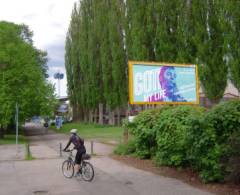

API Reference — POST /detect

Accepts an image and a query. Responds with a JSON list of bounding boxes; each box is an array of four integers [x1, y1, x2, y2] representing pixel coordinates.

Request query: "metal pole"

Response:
[[16, 103, 18, 146], [91, 141, 94, 155], [58, 78, 60, 97], [60, 143, 62, 157], [26, 143, 30, 158]]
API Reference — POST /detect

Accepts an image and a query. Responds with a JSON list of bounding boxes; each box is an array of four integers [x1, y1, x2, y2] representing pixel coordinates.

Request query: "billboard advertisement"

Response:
[[129, 61, 200, 105]]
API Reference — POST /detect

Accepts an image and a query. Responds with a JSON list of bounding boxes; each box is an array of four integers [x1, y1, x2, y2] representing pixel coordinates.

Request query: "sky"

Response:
[[0, 0, 78, 97]]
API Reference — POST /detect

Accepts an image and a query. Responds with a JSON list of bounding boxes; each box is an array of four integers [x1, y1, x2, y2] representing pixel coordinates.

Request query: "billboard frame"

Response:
[[128, 61, 200, 105]]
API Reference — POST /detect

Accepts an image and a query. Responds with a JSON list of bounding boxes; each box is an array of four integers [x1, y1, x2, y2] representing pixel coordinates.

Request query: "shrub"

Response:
[[114, 139, 136, 155], [191, 100, 240, 182], [127, 106, 172, 159], [154, 106, 205, 167], [120, 100, 240, 183]]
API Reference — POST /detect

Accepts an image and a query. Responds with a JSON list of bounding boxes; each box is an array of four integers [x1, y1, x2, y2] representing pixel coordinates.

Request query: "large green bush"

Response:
[[154, 106, 205, 167], [125, 106, 171, 159], [190, 100, 240, 182], [118, 100, 240, 183]]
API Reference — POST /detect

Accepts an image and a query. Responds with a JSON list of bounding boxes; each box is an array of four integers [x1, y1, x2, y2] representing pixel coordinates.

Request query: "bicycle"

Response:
[[62, 149, 94, 182]]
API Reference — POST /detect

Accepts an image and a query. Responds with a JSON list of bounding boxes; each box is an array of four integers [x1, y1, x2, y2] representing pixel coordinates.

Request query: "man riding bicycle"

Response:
[[63, 129, 86, 176]]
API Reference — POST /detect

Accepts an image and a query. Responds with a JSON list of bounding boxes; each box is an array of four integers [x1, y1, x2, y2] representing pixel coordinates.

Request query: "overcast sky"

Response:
[[0, 0, 77, 97]]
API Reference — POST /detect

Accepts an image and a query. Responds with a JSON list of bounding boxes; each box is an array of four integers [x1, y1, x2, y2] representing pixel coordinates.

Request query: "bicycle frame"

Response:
[[62, 149, 94, 181]]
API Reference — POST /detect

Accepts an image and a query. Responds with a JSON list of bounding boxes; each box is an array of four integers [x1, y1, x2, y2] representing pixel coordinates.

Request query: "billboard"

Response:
[[129, 61, 200, 105]]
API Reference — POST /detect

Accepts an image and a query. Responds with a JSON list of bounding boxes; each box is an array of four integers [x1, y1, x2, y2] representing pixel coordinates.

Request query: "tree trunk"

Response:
[[83, 108, 88, 123], [117, 107, 121, 126], [123, 128, 129, 143], [94, 109, 98, 124], [89, 109, 93, 123], [98, 103, 104, 125], [144, 104, 148, 110], [108, 110, 111, 125], [72, 105, 78, 121], [112, 110, 115, 125], [0, 126, 4, 139], [210, 98, 220, 108], [109, 110, 115, 126], [77, 106, 82, 121], [79, 107, 84, 121]]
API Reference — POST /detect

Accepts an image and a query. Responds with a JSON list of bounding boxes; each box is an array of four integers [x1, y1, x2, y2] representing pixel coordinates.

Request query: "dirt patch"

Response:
[[111, 155, 240, 195]]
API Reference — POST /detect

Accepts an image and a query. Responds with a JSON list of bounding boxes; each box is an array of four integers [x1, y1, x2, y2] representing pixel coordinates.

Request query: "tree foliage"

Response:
[[120, 101, 240, 183], [224, 1, 240, 91], [0, 21, 56, 134], [65, 0, 240, 122]]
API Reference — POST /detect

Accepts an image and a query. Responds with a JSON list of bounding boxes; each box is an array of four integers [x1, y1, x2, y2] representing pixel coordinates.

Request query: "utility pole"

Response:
[[54, 72, 64, 97], [15, 103, 19, 156]]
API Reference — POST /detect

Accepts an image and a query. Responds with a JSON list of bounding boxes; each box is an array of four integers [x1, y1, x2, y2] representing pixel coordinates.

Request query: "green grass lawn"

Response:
[[0, 134, 26, 145], [52, 123, 124, 143]]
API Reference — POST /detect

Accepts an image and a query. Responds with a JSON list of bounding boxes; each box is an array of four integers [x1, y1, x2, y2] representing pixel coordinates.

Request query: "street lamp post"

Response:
[[54, 72, 64, 97]]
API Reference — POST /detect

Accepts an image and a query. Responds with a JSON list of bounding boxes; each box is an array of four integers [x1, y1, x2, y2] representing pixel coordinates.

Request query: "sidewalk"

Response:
[[0, 146, 212, 195], [0, 124, 214, 195], [0, 144, 25, 161]]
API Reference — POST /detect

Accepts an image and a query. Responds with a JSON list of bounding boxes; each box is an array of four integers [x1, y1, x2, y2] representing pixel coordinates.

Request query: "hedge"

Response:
[[118, 100, 240, 183], [124, 106, 172, 159], [191, 100, 240, 182], [154, 106, 205, 167]]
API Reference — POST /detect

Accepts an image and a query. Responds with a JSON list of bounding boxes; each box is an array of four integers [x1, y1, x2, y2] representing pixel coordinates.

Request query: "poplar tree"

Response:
[[108, 0, 128, 125], [155, 0, 179, 62], [224, 1, 240, 91], [194, 0, 227, 103], [65, 3, 82, 120], [125, 0, 152, 61], [88, 0, 103, 122], [65, 0, 237, 123]]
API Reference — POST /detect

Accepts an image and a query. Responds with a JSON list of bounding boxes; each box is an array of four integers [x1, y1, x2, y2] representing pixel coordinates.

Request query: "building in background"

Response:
[[200, 80, 239, 107]]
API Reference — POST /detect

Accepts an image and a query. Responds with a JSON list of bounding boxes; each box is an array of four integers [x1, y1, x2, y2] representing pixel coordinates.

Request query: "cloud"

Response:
[[47, 43, 65, 63]]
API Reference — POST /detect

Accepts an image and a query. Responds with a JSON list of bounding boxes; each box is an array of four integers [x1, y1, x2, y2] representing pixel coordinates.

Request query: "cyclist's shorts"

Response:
[[75, 149, 86, 164]]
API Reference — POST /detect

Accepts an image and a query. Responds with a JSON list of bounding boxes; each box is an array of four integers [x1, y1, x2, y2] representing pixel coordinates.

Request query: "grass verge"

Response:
[[0, 134, 26, 145], [52, 123, 123, 143]]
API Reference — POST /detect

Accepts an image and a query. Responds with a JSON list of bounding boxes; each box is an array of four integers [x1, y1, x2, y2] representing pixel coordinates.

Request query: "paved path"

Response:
[[0, 123, 213, 195], [0, 144, 25, 161]]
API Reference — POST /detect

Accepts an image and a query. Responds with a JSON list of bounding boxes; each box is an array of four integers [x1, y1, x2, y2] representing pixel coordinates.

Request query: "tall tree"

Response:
[[155, 0, 180, 62], [65, 3, 82, 121], [0, 21, 56, 137], [224, 1, 240, 91], [125, 0, 154, 61], [108, 0, 128, 125], [194, 0, 227, 103]]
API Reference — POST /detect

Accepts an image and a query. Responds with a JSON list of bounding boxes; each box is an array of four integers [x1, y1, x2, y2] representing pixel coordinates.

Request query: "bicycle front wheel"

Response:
[[81, 161, 94, 182], [62, 160, 74, 178]]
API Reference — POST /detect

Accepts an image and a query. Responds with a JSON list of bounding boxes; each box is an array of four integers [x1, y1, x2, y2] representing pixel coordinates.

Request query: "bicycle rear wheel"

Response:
[[81, 161, 94, 182], [62, 160, 74, 178]]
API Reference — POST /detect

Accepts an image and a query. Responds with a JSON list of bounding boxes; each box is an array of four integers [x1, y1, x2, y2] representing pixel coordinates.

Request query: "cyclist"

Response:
[[63, 129, 86, 176]]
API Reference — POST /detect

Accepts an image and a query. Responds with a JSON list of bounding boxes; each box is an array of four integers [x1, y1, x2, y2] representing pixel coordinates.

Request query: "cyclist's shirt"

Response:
[[65, 134, 85, 151]]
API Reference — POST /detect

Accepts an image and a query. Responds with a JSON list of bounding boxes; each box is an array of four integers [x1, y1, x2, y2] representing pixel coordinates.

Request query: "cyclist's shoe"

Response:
[[74, 170, 81, 177]]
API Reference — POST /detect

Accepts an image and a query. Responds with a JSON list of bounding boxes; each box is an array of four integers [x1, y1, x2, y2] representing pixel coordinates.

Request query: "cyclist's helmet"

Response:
[[70, 129, 77, 134]]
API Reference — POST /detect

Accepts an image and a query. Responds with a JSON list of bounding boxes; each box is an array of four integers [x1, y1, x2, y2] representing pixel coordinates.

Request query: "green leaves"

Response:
[[120, 100, 240, 183], [65, 0, 128, 121], [0, 21, 56, 128]]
